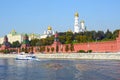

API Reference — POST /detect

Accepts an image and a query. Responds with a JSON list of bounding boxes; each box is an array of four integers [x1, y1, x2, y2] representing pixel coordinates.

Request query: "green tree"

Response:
[[46, 36, 54, 45], [42, 46, 45, 52], [30, 47, 33, 52], [11, 41, 21, 48], [112, 29, 120, 39], [25, 48, 28, 53], [47, 47, 50, 53], [21, 48, 25, 52], [30, 39, 39, 46], [91, 30, 97, 41], [3, 49, 10, 54], [104, 29, 112, 40], [65, 45, 69, 52], [96, 31, 105, 40], [74, 35, 80, 43], [58, 36, 66, 44], [78, 50, 86, 53], [66, 36, 73, 44], [51, 47, 54, 53], [80, 35, 87, 43], [70, 44, 74, 52], [39, 47, 43, 52], [56, 45, 59, 53], [65, 32, 73, 44], [39, 46, 45, 52]]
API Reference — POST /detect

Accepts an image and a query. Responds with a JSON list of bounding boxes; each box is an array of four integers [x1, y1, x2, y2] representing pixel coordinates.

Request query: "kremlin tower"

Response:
[[1, 35, 11, 49], [80, 20, 86, 32], [74, 12, 86, 33], [74, 12, 80, 33]]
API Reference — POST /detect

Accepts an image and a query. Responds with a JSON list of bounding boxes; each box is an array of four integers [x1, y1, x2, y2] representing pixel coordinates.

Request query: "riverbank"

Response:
[[0, 54, 17, 58], [35, 53, 120, 60], [1, 53, 120, 60]]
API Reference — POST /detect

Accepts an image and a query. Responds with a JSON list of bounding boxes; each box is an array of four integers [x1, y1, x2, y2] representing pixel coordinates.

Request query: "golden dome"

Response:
[[48, 26, 52, 30], [75, 12, 79, 17], [80, 20, 85, 23], [67, 29, 72, 32]]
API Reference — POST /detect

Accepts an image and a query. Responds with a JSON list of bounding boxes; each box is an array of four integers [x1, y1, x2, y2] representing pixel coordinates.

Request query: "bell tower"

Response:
[[74, 12, 80, 33]]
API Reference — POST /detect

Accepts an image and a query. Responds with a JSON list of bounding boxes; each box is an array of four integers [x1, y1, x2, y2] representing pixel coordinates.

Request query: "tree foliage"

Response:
[[47, 47, 50, 52], [70, 44, 74, 52], [28, 29, 120, 46], [51, 47, 54, 53], [65, 45, 69, 52], [30, 39, 39, 46], [11, 41, 21, 48], [56, 45, 59, 53]]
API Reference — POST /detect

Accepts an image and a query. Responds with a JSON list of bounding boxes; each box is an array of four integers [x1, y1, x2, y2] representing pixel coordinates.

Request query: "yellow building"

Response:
[[0, 30, 23, 44], [0, 30, 41, 44]]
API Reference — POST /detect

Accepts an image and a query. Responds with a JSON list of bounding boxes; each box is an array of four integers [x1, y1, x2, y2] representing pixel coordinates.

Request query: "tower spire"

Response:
[[80, 20, 86, 32], [74, 12, 80, 33]]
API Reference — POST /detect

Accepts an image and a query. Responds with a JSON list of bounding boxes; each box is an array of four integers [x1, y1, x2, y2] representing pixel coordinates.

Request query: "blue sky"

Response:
[[0, 0, 120, 36]]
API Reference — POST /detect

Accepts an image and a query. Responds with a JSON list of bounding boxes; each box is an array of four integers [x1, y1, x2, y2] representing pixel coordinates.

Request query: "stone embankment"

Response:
[[0, 54, 17, 58], [35, 53, 120, 60], [1, 53, 120, 60]]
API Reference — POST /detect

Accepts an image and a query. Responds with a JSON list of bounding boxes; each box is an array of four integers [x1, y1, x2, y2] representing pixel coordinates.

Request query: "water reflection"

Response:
[[0, 59, 120, 80]]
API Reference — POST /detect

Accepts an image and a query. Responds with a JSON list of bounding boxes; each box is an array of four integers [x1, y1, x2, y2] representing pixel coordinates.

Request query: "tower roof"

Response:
[[48, 26, 52, 30], [75, 12, 79, 17], [10, 29, 17, 35], [67, 29, 72, 32], [80, 20, 85, 23]]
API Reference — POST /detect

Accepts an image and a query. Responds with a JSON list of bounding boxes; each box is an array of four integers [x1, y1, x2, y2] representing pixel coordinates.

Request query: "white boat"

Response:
[[16, 52, 39, 60]]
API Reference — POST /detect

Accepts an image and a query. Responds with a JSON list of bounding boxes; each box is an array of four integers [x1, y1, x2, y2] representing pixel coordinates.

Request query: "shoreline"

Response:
[[0, 53, 120, 60]]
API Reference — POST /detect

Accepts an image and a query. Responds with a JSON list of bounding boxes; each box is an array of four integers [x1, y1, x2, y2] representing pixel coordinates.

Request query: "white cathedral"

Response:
[[74, 12, 86, 33], [40, 26, 55, 38]]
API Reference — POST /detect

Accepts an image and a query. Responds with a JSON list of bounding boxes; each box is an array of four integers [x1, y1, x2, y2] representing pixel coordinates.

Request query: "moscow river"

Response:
[[0, 58, 120, 80]]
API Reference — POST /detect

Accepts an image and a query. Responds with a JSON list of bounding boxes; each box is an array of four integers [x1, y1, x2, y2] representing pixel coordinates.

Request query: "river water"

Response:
[[0, 58, 120, 80]]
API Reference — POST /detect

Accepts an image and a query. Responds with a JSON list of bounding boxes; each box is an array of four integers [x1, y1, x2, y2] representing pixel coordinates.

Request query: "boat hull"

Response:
[[15, 53, 38, 60]]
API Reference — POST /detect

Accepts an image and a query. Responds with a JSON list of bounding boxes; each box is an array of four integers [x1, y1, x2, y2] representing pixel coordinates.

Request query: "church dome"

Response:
[[10, 29, 17, 35], [67, 29, 72, 32], [75, 12, 79, 17], [80, 20, 85, 23], [48, 26, 52, 30]]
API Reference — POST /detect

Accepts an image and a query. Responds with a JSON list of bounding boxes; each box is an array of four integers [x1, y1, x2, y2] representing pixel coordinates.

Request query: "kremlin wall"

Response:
[[0, 12, 120, 54], [1, 31, 120, 54], [38, 31, 120, 53], [0, 30, 120, 54]]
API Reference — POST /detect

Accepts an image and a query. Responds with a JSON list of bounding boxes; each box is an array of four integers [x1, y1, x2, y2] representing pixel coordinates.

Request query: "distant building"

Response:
[[0, 29, 23, 44], [21, 34, 30, 48], [80, 20, 86, 32], [0, 29, 40, 44], [74, 12, 86, 33], [28, 33, 40, 41], [40, 26, 55, 38], [0, 26, 55, 44], [74, 12, 80, 33], [1, 35, 11, 50]]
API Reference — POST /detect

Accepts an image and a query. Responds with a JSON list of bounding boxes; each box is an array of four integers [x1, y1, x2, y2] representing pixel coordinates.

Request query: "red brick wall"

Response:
[[42, 31, 120, 53], [45, 40, 118, 53], [116, 32, 120, 52], [73, 41, 117, 52]]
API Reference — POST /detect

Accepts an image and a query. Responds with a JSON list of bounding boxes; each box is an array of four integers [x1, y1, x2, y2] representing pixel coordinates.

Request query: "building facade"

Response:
[[40, 26, 55, 38], [0, 30, 23, 44], [0, 30, 40, 44]]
